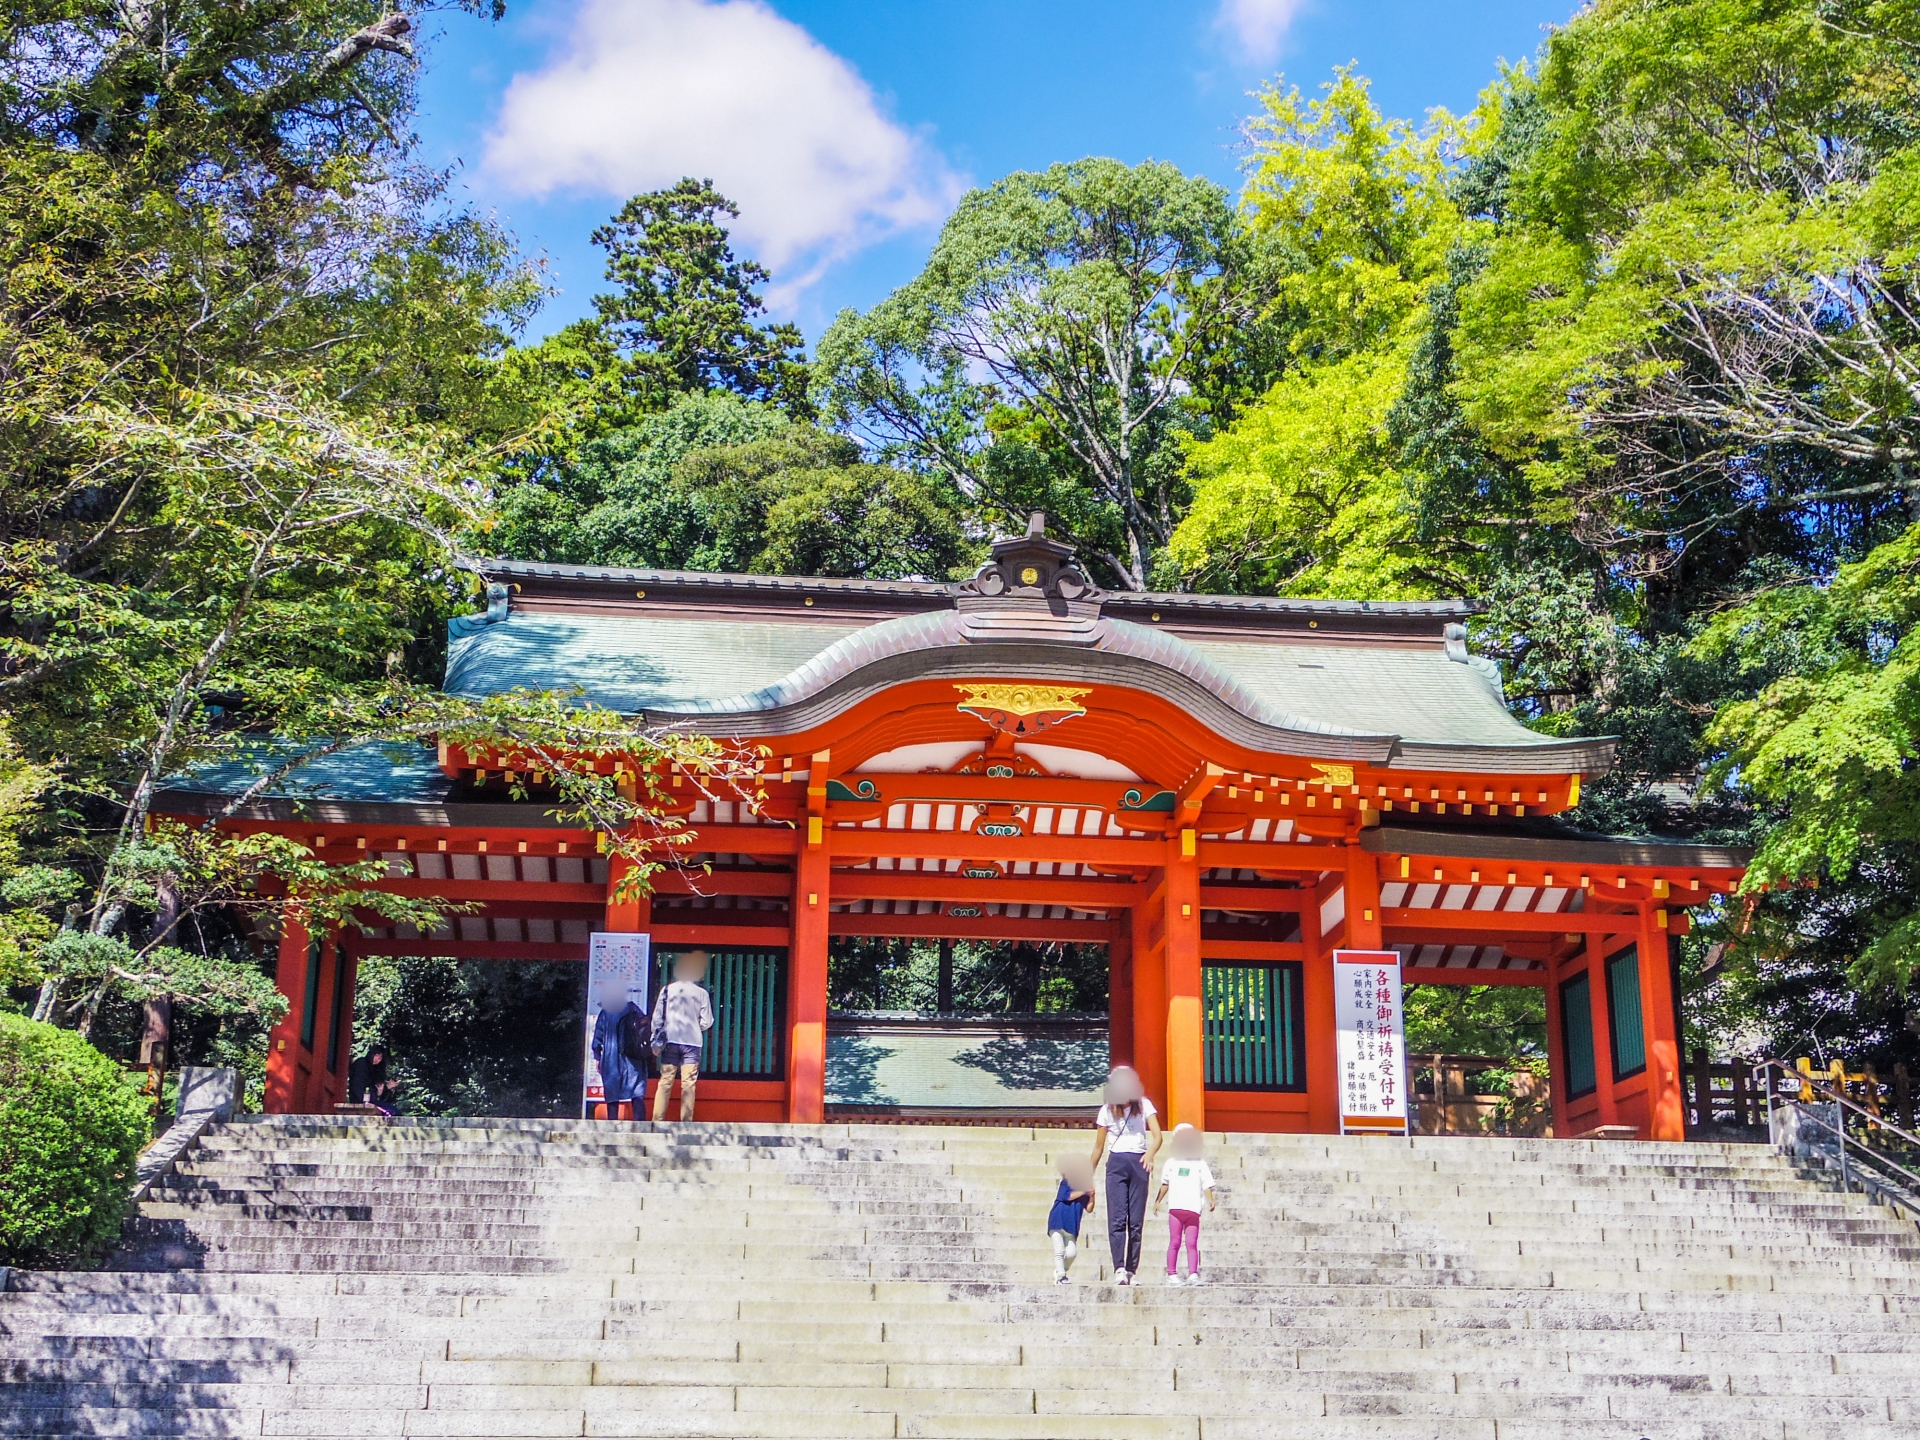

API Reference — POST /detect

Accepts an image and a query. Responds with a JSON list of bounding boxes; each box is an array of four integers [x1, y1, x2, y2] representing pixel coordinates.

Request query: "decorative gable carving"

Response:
[[954, 512, 1106, 644]]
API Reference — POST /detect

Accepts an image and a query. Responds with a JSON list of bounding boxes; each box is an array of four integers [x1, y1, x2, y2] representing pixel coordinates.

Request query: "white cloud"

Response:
[[483, 0, 960, 293], [1215, 0, 1309, 63]]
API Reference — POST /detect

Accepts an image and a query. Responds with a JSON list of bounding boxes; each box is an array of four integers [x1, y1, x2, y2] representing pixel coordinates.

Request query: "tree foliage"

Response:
[[15, 0, 1920, 1099], [816, 158, 1269, 589], [1169, 73, 1465, 595], [590, 178, 810, 414], [1163, 0, 1920, 1069]]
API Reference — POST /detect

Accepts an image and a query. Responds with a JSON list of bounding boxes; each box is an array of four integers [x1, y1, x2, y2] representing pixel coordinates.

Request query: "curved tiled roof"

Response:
[[450, 564, 1617, 774]]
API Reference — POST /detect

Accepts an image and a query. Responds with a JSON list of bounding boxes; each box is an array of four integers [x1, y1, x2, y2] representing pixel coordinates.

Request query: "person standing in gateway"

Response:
[[590, 978, 648, 1121], [651, 949, 715, 1121]]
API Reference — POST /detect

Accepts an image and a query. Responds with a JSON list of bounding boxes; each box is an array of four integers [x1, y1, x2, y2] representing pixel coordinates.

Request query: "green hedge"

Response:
[[0, 1014, 149, 1265]]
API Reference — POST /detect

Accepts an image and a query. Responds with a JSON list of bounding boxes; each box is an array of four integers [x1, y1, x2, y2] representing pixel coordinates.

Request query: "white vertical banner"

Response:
[[1334, 949, 1408, 1135], [584, 932, 651, 1118]]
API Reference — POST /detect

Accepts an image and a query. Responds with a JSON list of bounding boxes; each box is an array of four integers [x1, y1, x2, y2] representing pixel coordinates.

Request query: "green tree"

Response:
[[0, 2, 768, 1075], [590, 178, 810, 414], [0, 0, 543, 1043], [816, 158, 1265, 589], [491, 391, 793, 566], [1168, 73, 1464, 595], [673, 430, 970, 579]]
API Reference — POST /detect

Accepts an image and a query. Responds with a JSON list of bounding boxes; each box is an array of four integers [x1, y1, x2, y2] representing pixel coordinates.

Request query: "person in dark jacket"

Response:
[[348, 1046, 393, 1113], [591, 978, 649, 1120]]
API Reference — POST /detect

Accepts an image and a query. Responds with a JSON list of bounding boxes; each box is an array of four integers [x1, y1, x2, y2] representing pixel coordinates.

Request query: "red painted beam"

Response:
[[372, 879, 605, 903], [829, 870, 1134, 908], [354, 899, 603, 921], [1402, 967, 1548, 988], [1197, 841, 1342, 873], [354, 941, 588, 960], [1199, 885, 1314, 912], [1198, 940, 1307, 961], [652, 922, 793, 946], [1384, 907, 1642, 936], [652, 868, 792, 897], [675, 825, 801, 855], [828, 913, 1110, 943], [811, 773, 1173, 811]]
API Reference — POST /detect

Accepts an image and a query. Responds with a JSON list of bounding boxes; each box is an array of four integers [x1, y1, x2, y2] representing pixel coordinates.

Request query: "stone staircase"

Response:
[[3, 1118, 1920, 1438]]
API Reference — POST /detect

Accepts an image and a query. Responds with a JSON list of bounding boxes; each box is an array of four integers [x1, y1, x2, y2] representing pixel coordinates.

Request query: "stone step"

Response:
[[7, 1117, 1916, 1440]]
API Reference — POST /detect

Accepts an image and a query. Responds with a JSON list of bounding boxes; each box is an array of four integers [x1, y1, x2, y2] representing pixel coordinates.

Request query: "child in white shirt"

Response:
[[1152, 1123, 1216, 1285]]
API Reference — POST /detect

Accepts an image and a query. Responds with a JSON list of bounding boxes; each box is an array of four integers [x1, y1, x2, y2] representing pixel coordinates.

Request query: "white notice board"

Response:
[[1334, 949, 1408, 1135], [583, 932, 651, 1117]]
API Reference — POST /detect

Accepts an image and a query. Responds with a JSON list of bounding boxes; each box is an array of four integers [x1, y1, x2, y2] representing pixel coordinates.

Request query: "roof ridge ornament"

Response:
[[954, 512, 1106, 645], [957, 511, 1104, 613], [448, 582, 511, 640]]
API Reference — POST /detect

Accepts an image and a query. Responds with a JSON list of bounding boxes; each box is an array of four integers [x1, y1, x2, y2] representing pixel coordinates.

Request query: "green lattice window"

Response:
[[1561, 971, 1597, 1099], [299, 936, 322, 1051], [1202, 962, 1305, 1092], [653, 948, 786, 1080], [326, 949, 349, 1072], [1606, 945, 1646, 1080]]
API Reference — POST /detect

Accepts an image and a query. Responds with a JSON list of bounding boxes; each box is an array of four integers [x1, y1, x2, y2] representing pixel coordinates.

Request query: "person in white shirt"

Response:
[[649, 949, 715, 1121], [1153, 1123, 1217, 1285], [1088, 1065, 1161, 1285]]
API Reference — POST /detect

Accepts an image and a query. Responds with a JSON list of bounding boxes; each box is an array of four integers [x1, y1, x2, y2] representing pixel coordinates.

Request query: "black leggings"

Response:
[[1106, 1152, 1150, 1273]]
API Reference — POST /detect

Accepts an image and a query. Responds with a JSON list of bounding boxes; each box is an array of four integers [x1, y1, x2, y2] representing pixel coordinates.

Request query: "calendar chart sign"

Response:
[[583, 932, 651, 1118], [1334, 949, 1408, 1136]]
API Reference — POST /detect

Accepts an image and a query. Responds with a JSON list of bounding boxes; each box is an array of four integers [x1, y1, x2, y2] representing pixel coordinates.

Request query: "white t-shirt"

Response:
[[1095, 1098, 1158, 1154], [1160, 1158, 1215, 1212]]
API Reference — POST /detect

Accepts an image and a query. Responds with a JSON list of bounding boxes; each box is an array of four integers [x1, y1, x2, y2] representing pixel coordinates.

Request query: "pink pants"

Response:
[[1167, 1208, 1201, 1275]]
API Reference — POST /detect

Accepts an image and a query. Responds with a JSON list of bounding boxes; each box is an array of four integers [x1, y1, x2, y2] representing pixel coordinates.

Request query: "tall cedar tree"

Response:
[[591, 179, 811, 414]]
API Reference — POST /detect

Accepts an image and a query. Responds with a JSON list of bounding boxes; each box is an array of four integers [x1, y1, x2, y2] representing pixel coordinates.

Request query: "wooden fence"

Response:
[[1687, 1050, 1917, 1131]]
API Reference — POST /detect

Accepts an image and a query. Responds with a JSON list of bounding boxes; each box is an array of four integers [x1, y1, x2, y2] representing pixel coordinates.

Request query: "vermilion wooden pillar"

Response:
[[1637, 904, 1686, 1141], [1543, 949, 1572, 1137], [605, 853, 652, 934], [264, 918, 309, 1115], [1130, 874, 1168, 1113], [307, 940, 341, 1112], [1164, 828, 1205, 1130], [786, 805, 831, 1124], [1301, 878, 1338, 1134], [1107, 914, 1134, 1069], [1343, 842, 1384, 949]]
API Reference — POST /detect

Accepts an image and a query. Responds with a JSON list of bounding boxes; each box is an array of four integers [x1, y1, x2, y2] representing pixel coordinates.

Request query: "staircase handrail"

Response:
[[1751, 1058, 1920, 1215]]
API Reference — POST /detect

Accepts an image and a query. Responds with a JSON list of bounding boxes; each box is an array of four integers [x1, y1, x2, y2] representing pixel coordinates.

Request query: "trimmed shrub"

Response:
[[0, 1014, 149, 1265]]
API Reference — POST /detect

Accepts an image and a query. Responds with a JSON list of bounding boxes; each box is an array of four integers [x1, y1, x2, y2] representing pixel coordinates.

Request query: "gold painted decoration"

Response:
[[954, 682, 1091, 737], [1310, 762, 1355, 788]]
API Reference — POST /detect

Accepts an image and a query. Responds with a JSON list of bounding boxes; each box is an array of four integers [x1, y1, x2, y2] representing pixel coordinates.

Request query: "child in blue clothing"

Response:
[[1048, 1152, 1096, 1284]]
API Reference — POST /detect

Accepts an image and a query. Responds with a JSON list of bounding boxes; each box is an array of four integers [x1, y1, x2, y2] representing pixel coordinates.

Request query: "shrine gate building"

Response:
[[158, 520, 1749, 1140]]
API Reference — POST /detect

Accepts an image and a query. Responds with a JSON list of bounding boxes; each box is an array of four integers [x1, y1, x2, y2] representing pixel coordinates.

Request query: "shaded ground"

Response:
[[826, 1025, 1106, 1109]]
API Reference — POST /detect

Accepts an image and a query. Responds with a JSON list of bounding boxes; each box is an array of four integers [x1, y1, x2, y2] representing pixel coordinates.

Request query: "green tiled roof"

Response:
[[447, 582, 1598, 770], [448, 612, 868, 714]]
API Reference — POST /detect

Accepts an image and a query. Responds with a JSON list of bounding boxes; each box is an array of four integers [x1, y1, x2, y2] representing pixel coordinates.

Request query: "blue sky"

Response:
[[414, 0, 1573, 345]]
